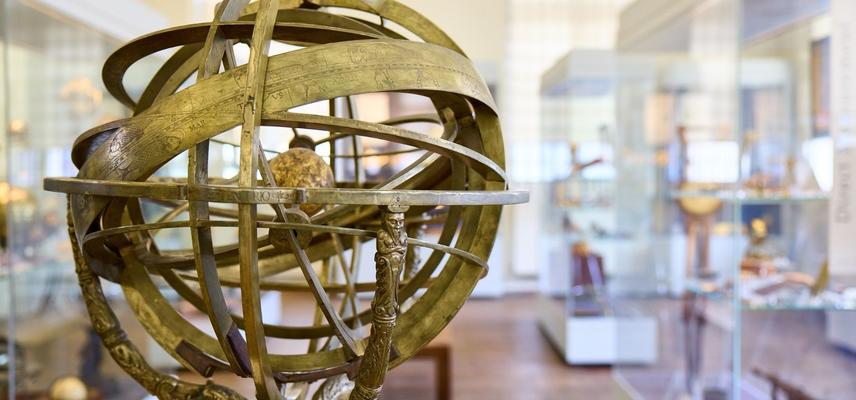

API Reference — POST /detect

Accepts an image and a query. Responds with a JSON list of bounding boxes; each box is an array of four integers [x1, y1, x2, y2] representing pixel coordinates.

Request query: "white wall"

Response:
[[400, 0, 507, 73], [26, 0, 174, 41]]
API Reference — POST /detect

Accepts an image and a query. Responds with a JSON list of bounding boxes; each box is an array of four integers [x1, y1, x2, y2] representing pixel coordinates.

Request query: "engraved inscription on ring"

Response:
[[249, 190, 291, 203]]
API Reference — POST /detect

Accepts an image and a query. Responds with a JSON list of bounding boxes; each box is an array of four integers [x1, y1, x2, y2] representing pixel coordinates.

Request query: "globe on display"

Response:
[[44, 1, 526, 399], [268, 135, 335, 216]]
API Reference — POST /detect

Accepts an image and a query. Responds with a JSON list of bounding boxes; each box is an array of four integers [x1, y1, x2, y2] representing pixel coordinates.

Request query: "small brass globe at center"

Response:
[[268, 135, 335, 252]]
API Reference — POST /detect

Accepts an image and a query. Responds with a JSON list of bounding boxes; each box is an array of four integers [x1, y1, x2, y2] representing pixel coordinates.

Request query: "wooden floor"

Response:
[[383, 294, 622, 400]]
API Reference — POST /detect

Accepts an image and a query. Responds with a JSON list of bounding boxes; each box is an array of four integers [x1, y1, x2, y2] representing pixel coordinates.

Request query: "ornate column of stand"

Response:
[[66, 202, 244, 400], [350, 205, 409, 400]]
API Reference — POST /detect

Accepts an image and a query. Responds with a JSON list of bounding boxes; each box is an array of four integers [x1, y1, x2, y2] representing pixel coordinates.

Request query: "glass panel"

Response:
[[738, 0, 834, 311], [504, 0, 631, 278], [736, 1, 856, 399], [614, 1, 856, 399], [612, 0, 741, 398], [538, 50, 623, 365], [0, 1, 156, 397], [1, 1, 11, 397]]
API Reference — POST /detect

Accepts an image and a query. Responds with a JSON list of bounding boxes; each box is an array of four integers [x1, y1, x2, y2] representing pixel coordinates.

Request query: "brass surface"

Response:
[[350, 207, 407, 399], [676, 182, 723, 217], [43, 1, 527, 399]]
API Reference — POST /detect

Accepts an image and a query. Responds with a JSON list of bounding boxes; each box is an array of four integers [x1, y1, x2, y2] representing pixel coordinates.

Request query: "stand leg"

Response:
[[436, 346, 451, 400], [350, 205, 408, 400]]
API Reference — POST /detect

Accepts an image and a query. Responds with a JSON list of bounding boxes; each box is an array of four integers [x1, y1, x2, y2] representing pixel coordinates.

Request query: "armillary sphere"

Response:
[[44, 0, 527, 399]]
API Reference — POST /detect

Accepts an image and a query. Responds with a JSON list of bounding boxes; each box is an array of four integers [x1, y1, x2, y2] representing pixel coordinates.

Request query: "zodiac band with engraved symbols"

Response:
[[44, 0, 527, 399]]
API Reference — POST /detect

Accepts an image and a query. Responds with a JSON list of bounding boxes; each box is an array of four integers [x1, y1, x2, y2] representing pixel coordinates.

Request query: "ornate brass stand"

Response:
[[351, 205, 408, 400]]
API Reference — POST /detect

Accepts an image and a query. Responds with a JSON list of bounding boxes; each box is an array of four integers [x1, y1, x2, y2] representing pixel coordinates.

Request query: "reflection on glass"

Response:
[[1, 1, 157, 398]]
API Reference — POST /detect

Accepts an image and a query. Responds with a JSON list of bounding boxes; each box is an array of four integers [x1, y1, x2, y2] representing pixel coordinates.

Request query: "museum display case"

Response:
[[537, 50, 657, 365], [0, 1, 160, 398], [610, 0, 856, 398]]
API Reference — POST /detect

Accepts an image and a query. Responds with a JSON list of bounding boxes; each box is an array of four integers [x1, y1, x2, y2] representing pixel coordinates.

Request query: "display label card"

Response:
[[830, 0, 856, 275]]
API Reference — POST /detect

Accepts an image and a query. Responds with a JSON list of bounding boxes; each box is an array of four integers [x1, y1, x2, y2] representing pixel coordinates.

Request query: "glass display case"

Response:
[[612, 0, 856, 399], [537, 50, 657, 365], [1, 1, 159, 398]]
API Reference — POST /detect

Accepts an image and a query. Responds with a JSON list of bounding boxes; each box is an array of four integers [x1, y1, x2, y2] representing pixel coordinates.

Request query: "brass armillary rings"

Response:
[[44, 1, 527, 399]]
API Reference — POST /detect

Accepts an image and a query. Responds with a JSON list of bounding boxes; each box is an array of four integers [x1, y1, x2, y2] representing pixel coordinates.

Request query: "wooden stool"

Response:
[[411, 328, 452, 400]]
